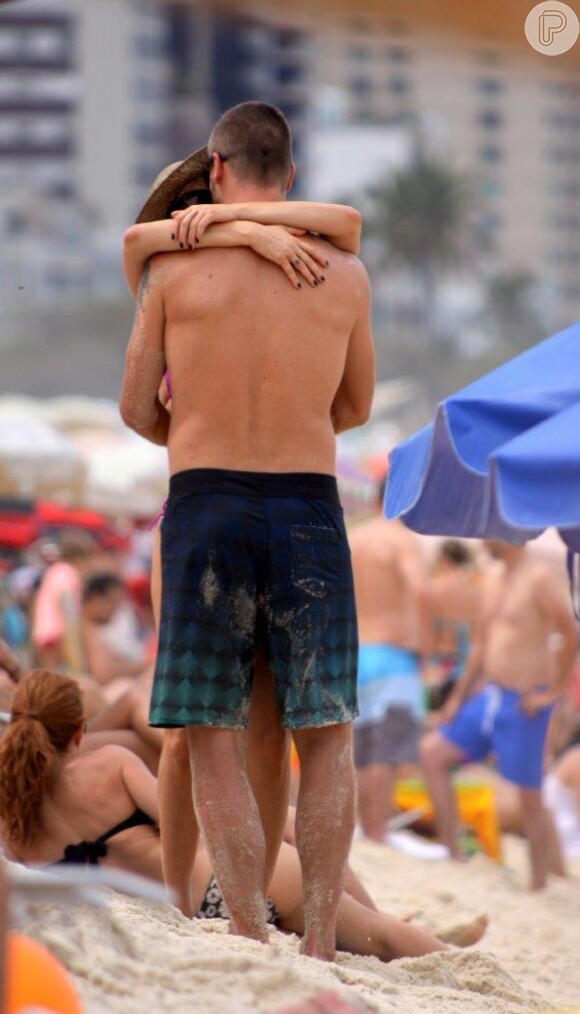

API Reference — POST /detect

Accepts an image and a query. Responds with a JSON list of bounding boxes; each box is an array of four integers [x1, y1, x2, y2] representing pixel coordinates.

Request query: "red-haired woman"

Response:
[[0, 671, 487, 960]]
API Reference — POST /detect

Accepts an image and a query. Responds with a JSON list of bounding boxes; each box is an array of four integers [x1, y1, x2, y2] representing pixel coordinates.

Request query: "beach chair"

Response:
[[394, 778, 502, 861]]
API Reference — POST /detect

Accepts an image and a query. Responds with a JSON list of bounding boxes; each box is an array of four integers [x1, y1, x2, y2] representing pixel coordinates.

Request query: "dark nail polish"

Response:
[[179, 242, 184, 249], [171, 233, 175, 241], [321, 275, 326, 281], [297, 283, 302, 288], [325, 260, 330, 266]]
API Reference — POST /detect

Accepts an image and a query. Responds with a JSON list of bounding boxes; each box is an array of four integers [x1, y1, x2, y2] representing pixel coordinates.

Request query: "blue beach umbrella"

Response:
[[385, 320, 580, 551]]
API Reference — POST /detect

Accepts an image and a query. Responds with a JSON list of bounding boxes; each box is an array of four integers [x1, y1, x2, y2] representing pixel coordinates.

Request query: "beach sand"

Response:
[[14, 837, 580, 1014]]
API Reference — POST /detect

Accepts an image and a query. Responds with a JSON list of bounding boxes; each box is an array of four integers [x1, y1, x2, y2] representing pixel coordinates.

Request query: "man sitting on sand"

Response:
[[120, 101, 375, 957], [421, 540, 577, 889]]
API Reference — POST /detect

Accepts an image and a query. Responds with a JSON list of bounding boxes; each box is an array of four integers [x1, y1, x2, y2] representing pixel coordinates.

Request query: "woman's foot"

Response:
[[435, 913, 489, 948]]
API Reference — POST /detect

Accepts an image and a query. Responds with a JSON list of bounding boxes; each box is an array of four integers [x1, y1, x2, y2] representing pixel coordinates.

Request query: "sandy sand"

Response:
[[13, 837, 580, 1014]]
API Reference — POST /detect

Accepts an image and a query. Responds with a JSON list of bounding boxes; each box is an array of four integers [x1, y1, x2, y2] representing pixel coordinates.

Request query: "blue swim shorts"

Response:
[[440, 683, 553, 788], [149, 468, 358, 731]]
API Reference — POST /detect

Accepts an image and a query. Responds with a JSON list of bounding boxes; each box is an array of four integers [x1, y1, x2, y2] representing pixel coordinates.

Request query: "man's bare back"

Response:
[[350, 516, 428, 648], [149, 240, 368, 476]]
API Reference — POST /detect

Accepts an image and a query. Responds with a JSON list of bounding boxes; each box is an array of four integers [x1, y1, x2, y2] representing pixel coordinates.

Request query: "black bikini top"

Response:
[[56, 808, 156, 866]]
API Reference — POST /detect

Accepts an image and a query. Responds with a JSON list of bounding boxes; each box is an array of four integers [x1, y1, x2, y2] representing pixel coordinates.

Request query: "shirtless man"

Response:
[[420, 540, 577, 889], [119, 102, 375, 956], [349, 482, 431, 841], [426, 540, 483, 712]]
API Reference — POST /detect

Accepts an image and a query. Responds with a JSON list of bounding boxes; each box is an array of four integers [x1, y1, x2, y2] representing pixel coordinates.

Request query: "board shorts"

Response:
[[440, 683, 553, 788], [149, 468, 358, 731], [353, 644, 423, 767]]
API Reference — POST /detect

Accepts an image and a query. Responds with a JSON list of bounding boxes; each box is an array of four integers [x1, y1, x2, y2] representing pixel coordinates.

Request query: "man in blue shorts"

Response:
[[119, 102, 375, 956], [421, 540, 577, 889], [349, 483, 431, 841]]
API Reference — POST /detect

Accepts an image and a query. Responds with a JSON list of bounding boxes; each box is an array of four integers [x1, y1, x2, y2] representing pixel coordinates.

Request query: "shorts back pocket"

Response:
[[290, 525, 340, 599]]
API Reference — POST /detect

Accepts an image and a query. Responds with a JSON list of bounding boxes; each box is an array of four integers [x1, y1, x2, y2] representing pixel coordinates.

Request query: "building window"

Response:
[[25, 28, 66, 60], [478, 110, 503, 129], [136, 122, 167, 145], [479, 144, 503, 163], [385, 45, 410, 62], [277, 64, 301, 85], [350, 77, 371, 97], [134, 34, 169, 59], [348, 45, 371, 62], [277, 28, 304, 49], [481, 179, 502, 197], [134, 78, 167, 101], [476, 78, 504, 95], [388, 77, 409, 95], [480, 213, 502, 231], [478, 49, 502, 66], [547, 111, 580, 129]]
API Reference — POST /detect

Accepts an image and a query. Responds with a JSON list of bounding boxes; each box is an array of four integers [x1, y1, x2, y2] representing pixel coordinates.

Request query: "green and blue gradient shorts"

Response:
[[149, 468, 358, 731]]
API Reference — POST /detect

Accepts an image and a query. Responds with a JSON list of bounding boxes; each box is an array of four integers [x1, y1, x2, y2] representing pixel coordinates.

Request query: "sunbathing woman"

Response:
[[0, 671, 488, 961]]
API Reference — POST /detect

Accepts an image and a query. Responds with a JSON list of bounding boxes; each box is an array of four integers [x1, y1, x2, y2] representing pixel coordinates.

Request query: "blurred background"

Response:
[[0, 0, 579, 519]]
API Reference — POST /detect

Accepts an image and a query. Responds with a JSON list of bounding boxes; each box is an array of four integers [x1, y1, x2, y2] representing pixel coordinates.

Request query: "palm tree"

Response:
[[484, 270, 544, 354], [365, 159, 485, 344]]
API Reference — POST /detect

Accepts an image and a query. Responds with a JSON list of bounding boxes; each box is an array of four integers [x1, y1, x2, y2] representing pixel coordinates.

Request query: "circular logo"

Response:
[[525, 2, 580, 55]]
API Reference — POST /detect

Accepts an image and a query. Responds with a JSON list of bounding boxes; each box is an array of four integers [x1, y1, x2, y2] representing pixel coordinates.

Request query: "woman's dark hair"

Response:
[[0, 670, 84, 851], [83, 572, 122, 604]]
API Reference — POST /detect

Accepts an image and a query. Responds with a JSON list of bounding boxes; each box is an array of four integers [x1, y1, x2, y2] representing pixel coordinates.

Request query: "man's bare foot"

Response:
[[435, 913, 489, 948], [299, 930, 336, 962], [228, 918, 269, 944]]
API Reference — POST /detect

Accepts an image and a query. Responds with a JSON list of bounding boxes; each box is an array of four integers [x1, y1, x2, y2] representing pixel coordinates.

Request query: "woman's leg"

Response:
[[270, 844, 487, 961], [246, 650, 290, 891]]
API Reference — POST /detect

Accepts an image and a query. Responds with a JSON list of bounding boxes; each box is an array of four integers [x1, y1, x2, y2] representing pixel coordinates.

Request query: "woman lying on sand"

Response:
[[0, 671, 488, 962]]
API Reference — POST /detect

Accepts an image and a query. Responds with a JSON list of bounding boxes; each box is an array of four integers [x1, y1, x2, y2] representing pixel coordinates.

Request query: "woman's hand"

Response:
[[246, 224, 329, 289], [172, 204, 236, 246]]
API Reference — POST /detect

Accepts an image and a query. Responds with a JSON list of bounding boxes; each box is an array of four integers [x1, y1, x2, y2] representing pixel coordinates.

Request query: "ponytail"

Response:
[[0, 671, 84, 852]]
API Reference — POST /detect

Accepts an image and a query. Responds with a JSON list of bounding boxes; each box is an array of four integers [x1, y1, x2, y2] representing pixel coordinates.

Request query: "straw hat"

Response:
[[135, 145, 210, 224]]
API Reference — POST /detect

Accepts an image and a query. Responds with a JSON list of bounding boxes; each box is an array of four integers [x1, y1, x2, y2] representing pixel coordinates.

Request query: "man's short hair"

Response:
[[438, 539, 473, 568], [208, 102, 292, 188]]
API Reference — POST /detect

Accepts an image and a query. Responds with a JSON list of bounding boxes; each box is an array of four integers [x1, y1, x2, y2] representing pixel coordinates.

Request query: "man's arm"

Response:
[[526, 569, 578, 710], [119, 258, 169, 446], [331, 267, 375, 434]]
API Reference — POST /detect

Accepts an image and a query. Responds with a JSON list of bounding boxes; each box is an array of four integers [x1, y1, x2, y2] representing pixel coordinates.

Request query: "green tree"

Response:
[[484, 270, 544, 355], [366, 159, 485, 343]]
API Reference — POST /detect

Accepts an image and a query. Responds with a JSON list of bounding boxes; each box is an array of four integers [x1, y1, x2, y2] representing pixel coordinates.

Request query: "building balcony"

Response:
[[0, 55, 73, 72], [0, 98, 75, 114], [0, 140, 74, 158]]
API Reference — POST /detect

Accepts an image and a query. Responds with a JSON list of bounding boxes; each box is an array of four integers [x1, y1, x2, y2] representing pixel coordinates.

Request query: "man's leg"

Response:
[[545, 807, 567, 879], [356, 762, 397, 842], [292, 722, 356, 961], [187, 725, 269, 942], [158, 728, 198, 916], [420, 730, 465, 858], [246, 650, 290, 890], [518, 786, 565, 890]]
